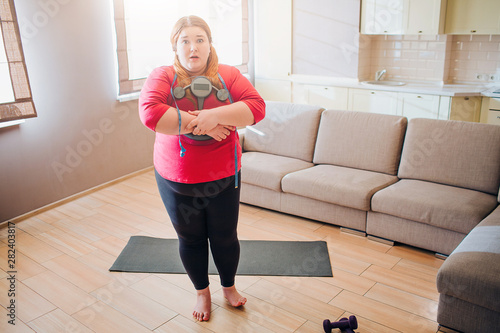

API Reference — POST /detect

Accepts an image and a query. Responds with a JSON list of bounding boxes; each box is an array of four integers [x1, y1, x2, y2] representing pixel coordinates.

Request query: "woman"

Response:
[[139, 15, 265, 321]]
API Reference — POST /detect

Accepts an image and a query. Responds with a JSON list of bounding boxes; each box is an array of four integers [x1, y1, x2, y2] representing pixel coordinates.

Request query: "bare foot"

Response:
[[193, 287, 211, 321], [222, 285, 247, 307]]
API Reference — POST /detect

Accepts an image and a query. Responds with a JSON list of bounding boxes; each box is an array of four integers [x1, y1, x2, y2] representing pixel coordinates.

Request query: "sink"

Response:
[[362, 80, 406, 86]]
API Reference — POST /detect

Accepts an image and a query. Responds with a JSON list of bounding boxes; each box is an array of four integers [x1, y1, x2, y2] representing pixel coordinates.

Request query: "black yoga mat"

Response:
[[109, 236, 333, 277]]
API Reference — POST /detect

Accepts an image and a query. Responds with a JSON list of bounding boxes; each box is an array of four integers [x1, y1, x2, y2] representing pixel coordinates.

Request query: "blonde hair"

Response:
[[170, 15, 221, 89]]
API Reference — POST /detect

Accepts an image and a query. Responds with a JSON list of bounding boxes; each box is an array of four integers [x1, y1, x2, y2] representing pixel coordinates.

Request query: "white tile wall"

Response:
[[362, 35, 500, 83], [357, 34, 372, 80], [364, 35, 449, 82], [450, 35, 500, 82]]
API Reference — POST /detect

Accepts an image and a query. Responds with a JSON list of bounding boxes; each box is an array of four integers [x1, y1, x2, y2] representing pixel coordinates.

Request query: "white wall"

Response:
[[0, 0, 155, 222], [293, 0, 361, 78], [253, 0, 362, 102]]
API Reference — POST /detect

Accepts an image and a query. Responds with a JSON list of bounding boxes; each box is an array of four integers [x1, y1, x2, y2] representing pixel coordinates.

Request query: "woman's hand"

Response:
[[206, 125, 236, 141], [186, 110, 220, 135]]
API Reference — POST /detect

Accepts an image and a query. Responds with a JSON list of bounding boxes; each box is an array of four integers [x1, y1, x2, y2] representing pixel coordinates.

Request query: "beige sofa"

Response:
[[240, 101, 500, 254], [241, 102, 407, 233], [436, 204, 500, 333], [368, 118, 500, 255], [239, 101, 500, 333]]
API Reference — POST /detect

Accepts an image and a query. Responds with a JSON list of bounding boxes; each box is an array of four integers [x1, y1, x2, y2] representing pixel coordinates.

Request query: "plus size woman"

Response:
[[139, 15, 265, 321]]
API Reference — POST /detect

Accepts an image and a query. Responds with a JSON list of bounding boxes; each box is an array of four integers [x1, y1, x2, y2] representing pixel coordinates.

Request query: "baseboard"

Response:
[[340, 227, 366, 237], [367, 235, 395, 246], [437, 324, 462, 333], [0, 166, 154, 227], [435, 253, 449, 260]]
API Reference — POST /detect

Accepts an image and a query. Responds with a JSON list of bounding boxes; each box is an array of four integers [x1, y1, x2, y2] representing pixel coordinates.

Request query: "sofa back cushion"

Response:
[[243, 101, 324, 162], [313, 110, 407, 175], [398, 118, 500, 195]]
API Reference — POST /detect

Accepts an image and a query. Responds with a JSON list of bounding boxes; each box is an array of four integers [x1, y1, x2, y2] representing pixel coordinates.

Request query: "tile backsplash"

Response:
[[450, 35, 500, 83], [361, 34, 500, 84]]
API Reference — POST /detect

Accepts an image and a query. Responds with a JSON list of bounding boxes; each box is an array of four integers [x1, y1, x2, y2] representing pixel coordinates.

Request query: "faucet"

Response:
[[375, 69, 386, 81]]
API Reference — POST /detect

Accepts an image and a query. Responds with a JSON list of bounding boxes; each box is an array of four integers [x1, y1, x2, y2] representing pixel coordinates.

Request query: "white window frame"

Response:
[[0, 0, 37, 123], [112, 0, 250, 100]]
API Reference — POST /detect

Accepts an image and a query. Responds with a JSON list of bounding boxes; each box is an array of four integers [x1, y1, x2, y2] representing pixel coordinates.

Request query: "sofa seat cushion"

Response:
[[372, 179, 498, 234], [241, 152, 314, 191], [437, 205, 500, 313], [281, 164, 399, 211]]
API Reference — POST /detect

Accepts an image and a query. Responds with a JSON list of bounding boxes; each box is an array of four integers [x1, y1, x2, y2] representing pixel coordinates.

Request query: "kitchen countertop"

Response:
[[290, 75, 500, 98], [481, 88, 500, 98]]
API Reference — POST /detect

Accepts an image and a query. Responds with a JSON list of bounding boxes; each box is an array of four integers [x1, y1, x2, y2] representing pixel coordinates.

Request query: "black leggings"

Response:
[[155, 169, 241, 290]]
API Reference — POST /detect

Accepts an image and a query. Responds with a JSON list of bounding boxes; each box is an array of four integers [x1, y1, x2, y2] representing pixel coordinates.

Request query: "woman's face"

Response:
[[176, 26, 211, 77]]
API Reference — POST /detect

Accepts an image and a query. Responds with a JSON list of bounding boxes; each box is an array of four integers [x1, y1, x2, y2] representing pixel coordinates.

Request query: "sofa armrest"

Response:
[[437, 205, 500, 312], [238, 128, 246, 151]]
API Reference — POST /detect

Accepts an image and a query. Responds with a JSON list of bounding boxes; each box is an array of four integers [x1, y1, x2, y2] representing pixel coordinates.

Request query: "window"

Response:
[[0, 0, 37, 123], [112, 0, 249, 98]]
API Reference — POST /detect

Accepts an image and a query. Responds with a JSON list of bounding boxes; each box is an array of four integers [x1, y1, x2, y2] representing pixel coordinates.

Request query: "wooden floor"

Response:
[[0, 169, 445, 333]]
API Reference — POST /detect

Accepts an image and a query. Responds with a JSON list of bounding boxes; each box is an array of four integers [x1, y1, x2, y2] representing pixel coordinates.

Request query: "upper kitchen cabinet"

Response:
[[361, 0, 405, 34], [445, 0, 500, 34], [406, 0, 447, 34], [361, 0, 446, 35]]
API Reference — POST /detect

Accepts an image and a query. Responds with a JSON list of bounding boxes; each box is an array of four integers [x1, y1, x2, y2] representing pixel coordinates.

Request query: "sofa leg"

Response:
[[437, 324, 462, 333], [366, 235, 394, 246], [435, 253, 448, 260], [340, 227, 366, 237]]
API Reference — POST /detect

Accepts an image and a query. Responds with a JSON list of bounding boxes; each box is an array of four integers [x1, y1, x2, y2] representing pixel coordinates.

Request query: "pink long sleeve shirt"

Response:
[[139, 64, 265, 184]]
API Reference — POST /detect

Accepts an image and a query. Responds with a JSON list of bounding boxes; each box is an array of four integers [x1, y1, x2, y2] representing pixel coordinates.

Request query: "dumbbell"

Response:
[[323, 315, 358, 333]]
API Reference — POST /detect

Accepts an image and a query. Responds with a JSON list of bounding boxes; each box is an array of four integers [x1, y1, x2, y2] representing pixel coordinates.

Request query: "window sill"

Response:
[[0, 119, 25, 129], [117, 92, 140, 102]]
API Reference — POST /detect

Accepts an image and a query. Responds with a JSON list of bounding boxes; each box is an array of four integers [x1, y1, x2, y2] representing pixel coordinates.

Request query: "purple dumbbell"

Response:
[[323, 315, 358, 333]]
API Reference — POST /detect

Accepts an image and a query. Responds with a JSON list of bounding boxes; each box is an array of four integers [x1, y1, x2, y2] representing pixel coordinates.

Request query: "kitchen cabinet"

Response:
[[486, 110, 500, 125], [361, 0, 405, 34], [347, 90, 479, 122], [361, 0, 446, 35], [439, 96, 482, 122], [400, 94, 481, 122], [406, 0, 447, 35], [480, 97, 500, 125], [438, 96, 451, 120], [293, 84, 348, 110], [399, 93, 441, 120], [348, 89, 399, 115], [265, 77, 483, 122], [445, 0, 500, 34], [447, 96, 482, 122]]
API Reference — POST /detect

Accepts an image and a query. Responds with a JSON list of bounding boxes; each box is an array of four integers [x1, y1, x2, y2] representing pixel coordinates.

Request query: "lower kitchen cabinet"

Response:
[[480, 97, 500, 125], [286, 82, 483, 123], [440, 96, 482, 122], [399, 93, 441, 120], [347, 88, 399, 115], [293, 84, 349, 110]]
